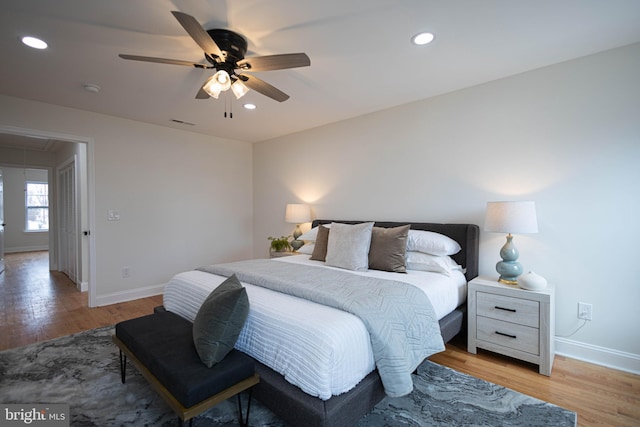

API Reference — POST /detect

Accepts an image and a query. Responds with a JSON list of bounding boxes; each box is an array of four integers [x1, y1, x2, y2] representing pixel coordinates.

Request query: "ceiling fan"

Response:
[[119, 11, 310, 102]]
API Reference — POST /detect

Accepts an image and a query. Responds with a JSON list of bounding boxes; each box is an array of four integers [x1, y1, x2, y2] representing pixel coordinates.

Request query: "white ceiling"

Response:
[[0, 133, 66, 152], [2, 0, 640, 143]]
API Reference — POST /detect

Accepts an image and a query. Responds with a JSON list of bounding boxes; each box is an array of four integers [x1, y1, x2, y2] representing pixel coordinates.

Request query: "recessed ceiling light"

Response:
[[412, 32, 435, 46], [21, 36, 48, 50], [243, 103, 257, 110]]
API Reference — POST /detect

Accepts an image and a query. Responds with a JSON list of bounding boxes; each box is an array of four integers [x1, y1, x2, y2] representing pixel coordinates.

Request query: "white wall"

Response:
[[0, 95, 254, 306], [254, 43, 640, 372], [1, 166, 50, 252]]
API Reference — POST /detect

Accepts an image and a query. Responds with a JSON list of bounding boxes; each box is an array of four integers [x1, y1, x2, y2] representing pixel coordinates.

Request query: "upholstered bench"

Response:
[[113, 310, 259, 427]]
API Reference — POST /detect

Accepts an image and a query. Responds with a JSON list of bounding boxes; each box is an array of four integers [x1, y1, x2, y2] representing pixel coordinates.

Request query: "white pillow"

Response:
[[325, 222, 374, 271], [298, 224, 331, 241], [406, 230, 461, 256], [405, 251, 463, 276], [296, 243, 315, 255]]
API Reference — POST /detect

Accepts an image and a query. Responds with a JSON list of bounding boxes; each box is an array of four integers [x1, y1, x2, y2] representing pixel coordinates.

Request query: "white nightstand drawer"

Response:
[[477, 292, 539, 328], [477, 316, 539, 355]]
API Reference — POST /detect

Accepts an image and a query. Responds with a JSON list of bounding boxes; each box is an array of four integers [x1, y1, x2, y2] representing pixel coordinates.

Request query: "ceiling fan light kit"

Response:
[[231, 80, 249, 99], [202, 76, 222, 99], [119, 10, 310, 107]]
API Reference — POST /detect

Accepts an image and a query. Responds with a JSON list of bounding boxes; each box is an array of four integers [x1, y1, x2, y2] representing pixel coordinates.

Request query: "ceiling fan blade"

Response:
[[119, 54, 213, 69], [237, 53, 310, 71], [242, 75, 290, 102], [195, 86, 210, 99], [171, 11, 224, 59]]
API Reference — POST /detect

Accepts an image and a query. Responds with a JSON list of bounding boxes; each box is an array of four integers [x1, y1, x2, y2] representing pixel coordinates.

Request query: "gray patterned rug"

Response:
[[0, 326, 576, 426]]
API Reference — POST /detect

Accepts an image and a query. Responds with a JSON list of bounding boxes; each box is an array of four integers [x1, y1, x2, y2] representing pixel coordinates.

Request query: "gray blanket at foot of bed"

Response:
[[199, 259, 445, 397]]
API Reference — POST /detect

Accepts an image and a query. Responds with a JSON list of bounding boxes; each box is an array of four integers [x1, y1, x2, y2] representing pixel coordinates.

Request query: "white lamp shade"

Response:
[[285, 204, 311, 224], [485, 201, 538, 234]]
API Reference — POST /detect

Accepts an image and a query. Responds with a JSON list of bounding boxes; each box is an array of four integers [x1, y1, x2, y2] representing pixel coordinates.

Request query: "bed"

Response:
[[163, 220, 479, 427]]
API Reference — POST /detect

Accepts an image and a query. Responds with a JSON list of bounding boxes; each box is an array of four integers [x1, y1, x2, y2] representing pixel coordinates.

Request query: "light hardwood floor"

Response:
[[0, 251, 162, 350], [1, 251, 638, 426]]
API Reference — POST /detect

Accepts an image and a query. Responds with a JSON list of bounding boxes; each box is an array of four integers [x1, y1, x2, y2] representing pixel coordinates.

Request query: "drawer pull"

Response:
[[495, 306, 516, 313], [495, 331, 517, 339]]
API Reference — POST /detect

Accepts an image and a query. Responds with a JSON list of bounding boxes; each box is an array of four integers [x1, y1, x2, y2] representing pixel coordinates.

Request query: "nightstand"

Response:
[[467, 276, 555, 376]]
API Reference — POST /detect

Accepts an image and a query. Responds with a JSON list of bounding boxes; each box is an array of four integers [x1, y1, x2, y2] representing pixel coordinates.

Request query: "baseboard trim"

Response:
[[78, 281, 88, 292], [94, 283, 164, 307], [5, 245, 49, 253], [555, 337, 640, 375]]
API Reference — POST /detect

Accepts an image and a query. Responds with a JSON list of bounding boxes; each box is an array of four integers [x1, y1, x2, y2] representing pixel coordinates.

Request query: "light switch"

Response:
[[107, 210, 120, 221]]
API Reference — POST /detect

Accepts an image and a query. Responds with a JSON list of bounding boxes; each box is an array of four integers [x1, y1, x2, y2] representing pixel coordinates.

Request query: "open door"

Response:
[[58, 157, 78, 285]]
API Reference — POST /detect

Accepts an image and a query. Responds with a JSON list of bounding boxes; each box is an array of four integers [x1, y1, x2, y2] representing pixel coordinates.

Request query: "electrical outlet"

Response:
[[578, 302, 592, 321], [108, 210, 120, 221], [122, 266, 131, 278]]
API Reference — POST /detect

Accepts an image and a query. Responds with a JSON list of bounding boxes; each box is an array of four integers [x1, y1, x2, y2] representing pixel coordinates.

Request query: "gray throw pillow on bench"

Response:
[[193, 274, 249, 368]]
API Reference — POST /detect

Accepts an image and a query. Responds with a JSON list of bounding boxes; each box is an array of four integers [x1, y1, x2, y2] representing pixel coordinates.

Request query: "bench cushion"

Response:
[[116, 311, 255, 408]]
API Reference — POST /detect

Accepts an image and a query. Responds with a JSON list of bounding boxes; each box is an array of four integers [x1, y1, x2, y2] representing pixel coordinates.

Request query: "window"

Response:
[[26, 181, 49, 231]]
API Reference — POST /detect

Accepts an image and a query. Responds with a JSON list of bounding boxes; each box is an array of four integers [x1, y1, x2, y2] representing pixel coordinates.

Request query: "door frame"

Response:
[[0, 168, 4, 274], [0, 125, 97, 307]]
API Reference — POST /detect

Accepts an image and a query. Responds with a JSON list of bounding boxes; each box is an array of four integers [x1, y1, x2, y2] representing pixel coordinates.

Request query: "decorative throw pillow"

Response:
[[296, 243, 315, 255], [406, 230, 462, 256], [325, 222, 374, 271], [192, 274, 249, 368], [310, 225, 330, 261], [405, 251, 463, 276], [368, 225, 410, 273]]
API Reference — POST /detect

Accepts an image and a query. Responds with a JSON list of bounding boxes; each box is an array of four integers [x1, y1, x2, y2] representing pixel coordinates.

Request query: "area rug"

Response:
[[0, 326, 576, 426]]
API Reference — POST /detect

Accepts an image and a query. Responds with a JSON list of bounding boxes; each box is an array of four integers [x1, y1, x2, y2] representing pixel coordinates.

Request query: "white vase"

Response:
[[518, 271, 547, 290]]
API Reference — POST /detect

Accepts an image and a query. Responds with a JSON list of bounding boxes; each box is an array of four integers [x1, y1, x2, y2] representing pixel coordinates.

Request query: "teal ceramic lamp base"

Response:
[[485, 201, 538, 284], [291, 224, 304, 251], [496, 234, 523, 285]]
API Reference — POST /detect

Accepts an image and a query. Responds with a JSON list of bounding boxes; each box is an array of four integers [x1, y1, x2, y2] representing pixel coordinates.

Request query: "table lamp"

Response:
[[484, 201, 538, 284], [285, 204, 311, 251]]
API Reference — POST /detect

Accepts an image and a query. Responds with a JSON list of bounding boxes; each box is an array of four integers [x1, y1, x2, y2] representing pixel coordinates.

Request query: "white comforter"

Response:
[[163, 255, 466, 400]]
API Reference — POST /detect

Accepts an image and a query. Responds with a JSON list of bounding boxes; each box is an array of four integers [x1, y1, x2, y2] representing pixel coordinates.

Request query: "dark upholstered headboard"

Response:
[[311, 220, 480, 281]]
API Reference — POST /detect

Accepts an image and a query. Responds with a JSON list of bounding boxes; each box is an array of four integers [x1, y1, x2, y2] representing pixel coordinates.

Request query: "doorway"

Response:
[[0, 125, 95, 305]]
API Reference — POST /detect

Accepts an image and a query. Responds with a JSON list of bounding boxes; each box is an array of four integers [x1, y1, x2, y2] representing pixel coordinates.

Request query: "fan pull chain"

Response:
[[222, 94, 234, 119]]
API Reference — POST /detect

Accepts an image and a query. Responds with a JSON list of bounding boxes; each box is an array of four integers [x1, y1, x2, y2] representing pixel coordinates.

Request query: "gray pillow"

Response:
[[310, 225, 330, 261], [192, 274, 249, 368], [325, 222, 374, 271], [368, 225, 410, 273]]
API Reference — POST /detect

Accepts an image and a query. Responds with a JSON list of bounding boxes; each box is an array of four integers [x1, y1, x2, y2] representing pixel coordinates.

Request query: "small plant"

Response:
[[268, 235, 292, 252]]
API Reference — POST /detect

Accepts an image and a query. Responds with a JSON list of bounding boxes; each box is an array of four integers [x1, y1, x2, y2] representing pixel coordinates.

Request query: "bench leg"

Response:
[[237, 389, 254, 427], [119, 349, 127, 384]]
